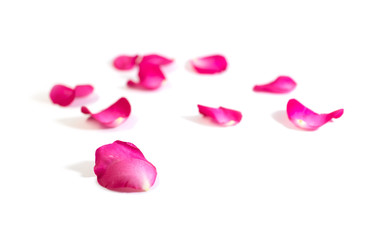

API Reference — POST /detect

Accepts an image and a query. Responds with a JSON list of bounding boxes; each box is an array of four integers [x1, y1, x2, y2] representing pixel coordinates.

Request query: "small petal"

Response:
[[81, 97, 131, 128], [140, 54, 174, 66], [95, 141, 157, 192], [127, 62, 166, 90], [253, 76, 296, 93], [50, 85, 75, 106], [113, 55, 138, 70], [287, 99, 344, 130], [74, 84, 94, 97], [198, 104, 242, 126], [190, 55, 228, 74]]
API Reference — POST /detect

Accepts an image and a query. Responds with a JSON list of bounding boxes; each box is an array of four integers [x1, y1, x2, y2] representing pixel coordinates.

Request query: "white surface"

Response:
[[1, 0, 374, 239]]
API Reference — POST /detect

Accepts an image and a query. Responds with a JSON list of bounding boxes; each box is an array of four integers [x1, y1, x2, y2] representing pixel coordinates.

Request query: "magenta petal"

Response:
[[253, 76, 296, 93], [287, 99, 344, 130], [127, 62, 166, 90], [140, 54, 174, 66], [198, 104, 242, 126], [81, 97, 131, 128], [50, 84, 75, 106], [95, 141, 157, 192], [74, 84, 94, 97], [113, 55, 138, 70], [190, 55, 228, 74]]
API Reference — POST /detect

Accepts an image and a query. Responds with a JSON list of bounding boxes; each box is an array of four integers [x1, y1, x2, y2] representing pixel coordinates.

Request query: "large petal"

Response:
[[113, 55, 139, 70], [127, 62, 166, 90], [50, 84, 75, 106], [198, 104, 242, 126], [81, 97, 131, 128], [95, 141, 157, 192], [287, 99, 344, 130], [253, 76, 296, 93], [140, 54, 174, 66], [190, 55, 228, 74]]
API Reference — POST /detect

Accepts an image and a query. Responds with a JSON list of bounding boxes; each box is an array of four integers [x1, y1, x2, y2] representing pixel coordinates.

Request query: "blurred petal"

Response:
[[50, 84, 75, 106], [127, 62, 166, 90], [140, 54, 174, 66], [198, 104, 242, 126], [74, 84, 94, 97], [190, 55, 228, 74], [81, 97, 131, 128], [113, 55, 138, 70], [253, 76, 296, 93], [287, 99, 344, 130], [95, 141, 157, 192]]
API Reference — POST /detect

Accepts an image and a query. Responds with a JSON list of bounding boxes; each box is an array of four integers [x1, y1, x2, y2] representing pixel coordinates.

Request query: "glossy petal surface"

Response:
[[81, 97, 131, 128], [141, 54, 174, 66], [253, 76, 296, 93], [287, 99, 344, 130], [95, 141, 157, 192], [190, 55, 228, 74], [127, 62, 166, 90], [198, 104, 242, 126], [113, 55, 138, 70]]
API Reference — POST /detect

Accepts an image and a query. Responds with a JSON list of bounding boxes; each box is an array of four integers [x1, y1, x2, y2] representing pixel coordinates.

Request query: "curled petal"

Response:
[[50, 84, 94, 107], [95, 141, 157, 192], [287, 99, 344, 130], [81, 97, 131, 128], [140, 54, 174, 66], [127, 62, 166, 90], [113, 55, 138, 70], [190, 55, 228, 74], [253, 76, 296, 93], [198, 104, 242, 126]]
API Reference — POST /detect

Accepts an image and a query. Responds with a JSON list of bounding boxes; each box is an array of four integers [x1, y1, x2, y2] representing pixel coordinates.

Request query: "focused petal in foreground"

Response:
[[287, 99, 344, 130], [50, 84, 94, 107], [140, 54, 174, 66], [189, 55, 228, 74], [127, 62, 166, 90], [81, 97, 131, 128], [113, 55, 138, 70], [198, 104, 242, 126], [253, 76, 296, 93], [95, 141, 157, 192]]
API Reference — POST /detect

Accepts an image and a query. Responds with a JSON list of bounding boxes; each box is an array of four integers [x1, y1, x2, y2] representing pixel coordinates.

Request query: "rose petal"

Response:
[[81, 97, 131, 128], [50, 85, 75, 106], [190, 55, 228, 74], [74, 84, 94, 97], [287, 99, 344, 130], [127, 62, 166, 90], [113, 55, 138, 70], [140, 54, 174, 66], [253, 76, 296, 93], [95, 141, 157, 192], [198, 104, 242, 126]]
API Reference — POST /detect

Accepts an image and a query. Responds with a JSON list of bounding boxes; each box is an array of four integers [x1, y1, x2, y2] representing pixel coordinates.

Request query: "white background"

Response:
[[1, 0, 374, 239]]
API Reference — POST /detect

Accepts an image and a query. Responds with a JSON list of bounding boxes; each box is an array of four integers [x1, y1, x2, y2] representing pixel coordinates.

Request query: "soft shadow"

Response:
[[57, 115, 138, 131], [272, 110, 300, 130], [67, 161, 95, 178], [183, 115, 220, 127], [69, 93, 99, 107], [185, 61, 196, 73], [32, 91, 50, 104]]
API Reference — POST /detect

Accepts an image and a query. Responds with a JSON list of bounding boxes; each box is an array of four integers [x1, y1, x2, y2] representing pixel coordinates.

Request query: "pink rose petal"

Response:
[[190, 55, 228, 74], [113, 55, 139, 70], [198, 104, 242, 126], [287, 99, 344, 130], [140, 54, 174, 66], [81, 97, 131, 128], [127, 62, 166, 90], [253, 76, 297, 93], [50, 84, 94, 107], [95, 141, 157, 192]]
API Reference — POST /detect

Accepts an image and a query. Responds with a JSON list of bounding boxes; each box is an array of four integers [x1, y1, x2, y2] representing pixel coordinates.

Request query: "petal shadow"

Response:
[[272, 110, 301, 130]]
